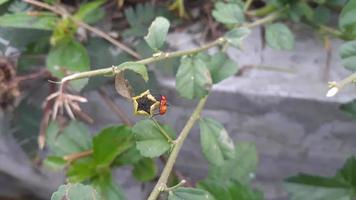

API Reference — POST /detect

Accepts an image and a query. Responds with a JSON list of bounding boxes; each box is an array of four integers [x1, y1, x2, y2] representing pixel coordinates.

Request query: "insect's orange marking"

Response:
[[159, 95, 167, 115]]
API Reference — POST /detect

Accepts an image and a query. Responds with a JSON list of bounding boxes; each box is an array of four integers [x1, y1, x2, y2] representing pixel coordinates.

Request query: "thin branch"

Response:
[[60, 38, 227, 83], [243, 11, 282, 29], [327, 73, 356, 97], [147, 96, 208, 200], [23, 0, 141, 59], [63, 149, 93, 162], [151, 117, 174, 144]]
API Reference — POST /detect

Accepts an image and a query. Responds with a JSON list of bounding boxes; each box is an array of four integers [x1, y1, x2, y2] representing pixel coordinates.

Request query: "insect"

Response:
[[158, 95, 168, 115]]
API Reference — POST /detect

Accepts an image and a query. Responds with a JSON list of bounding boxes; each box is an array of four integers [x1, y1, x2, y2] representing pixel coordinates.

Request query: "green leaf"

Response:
[[144, 16, 170, 51], [47, 39, 90, 77], [197, 52, 239, 83], [123, 3, 171, 38], [132, 119, 175, 158], [224, 28, 251, 48], [0, 12, 58, 30], [199, 117, 235, 166], [113, 145, 144, 166], [339, 0, 356, 36], [339, 40, 356, 71], [67, 157, 97, 183], [168, 187, 214, 200], [265, 23, 295, 50], [92, 171, 126, 200], [0, 0, 10, 6], [93, 126, 134, 167], [132, 158, 157, 182], [198, 180, 263, 200], [284, 174, 352, 200], [212, 2, 244, 25], [43, 156, 66, 171], [337, 156, 356, 190], [117, 62, 149, 81], [46, 121, 92, 157], [51, 183, 100, 200], [284, 156, 356, 200], [47, 39, 90, 90], [74, 0, 105, 24], [313, 6, 331, 25], [209, 141, 258, 184], [340, 100, 356, 119], [176, 56, 212, 99]]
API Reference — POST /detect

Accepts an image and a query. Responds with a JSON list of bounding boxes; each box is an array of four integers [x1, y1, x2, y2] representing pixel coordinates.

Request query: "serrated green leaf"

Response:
[[168, 187, 214, 200], [47, 39, 90, 90], [339, 0, 356, 36], [47, 39, 90, 77], [176, 56, 212, 99], [132, 119, 175, 158], [198, 180, 263, 200], [265, 23, 294, 50], [51, 184, 100, 200], [93, 126, 134, 167], [0, 12, 58, 30], [212, 2, 244, 25], [92, 171, 126, 200], [123, 3, 170, 38], [224, 28, 251, 48], [200, 117, 235, 166], [337, 156, 356, 189], [339, 40, 356, 71], [117, 62, 149, 81], [43, 156, 66, 171], [144, 16, 170, 51], [209, 141, 258, 184], [198, 52, 239, 83], [133, 158, 157, 182], [74, 0, 104, 24], [46, 121, 92, 157]]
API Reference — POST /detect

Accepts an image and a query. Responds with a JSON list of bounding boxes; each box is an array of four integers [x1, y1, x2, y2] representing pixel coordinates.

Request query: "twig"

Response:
[[151, 117, 174, 144], [327, 73, 356, 97], [97, 88, 133, 126], [60, 38, 227, 83], [23, 0, 141, 59], [243, 11, 282, 29], [63, 149, 93, 162], [244, 0, 253, 12], [147, 96, 208, 200]]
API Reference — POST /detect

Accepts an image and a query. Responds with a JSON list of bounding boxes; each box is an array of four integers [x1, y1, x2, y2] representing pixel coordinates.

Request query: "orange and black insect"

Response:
[[158, 95, 168, 115]]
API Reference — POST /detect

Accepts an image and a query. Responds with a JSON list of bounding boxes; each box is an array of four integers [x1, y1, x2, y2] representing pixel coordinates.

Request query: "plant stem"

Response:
[[147, 96, 208, 200], [327, 73, 356, 97], [244, 0, 253, 12], [243, 10, 282, 29], [151, 118, 174, 144], [247, 4, 277, 17], [63, 149, 93, 162], [60, 38, 226, 83], [23, 0, 141, 59]]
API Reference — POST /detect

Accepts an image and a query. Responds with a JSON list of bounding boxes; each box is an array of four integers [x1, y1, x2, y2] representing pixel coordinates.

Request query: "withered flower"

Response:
[[132, 90, 159, 116]]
